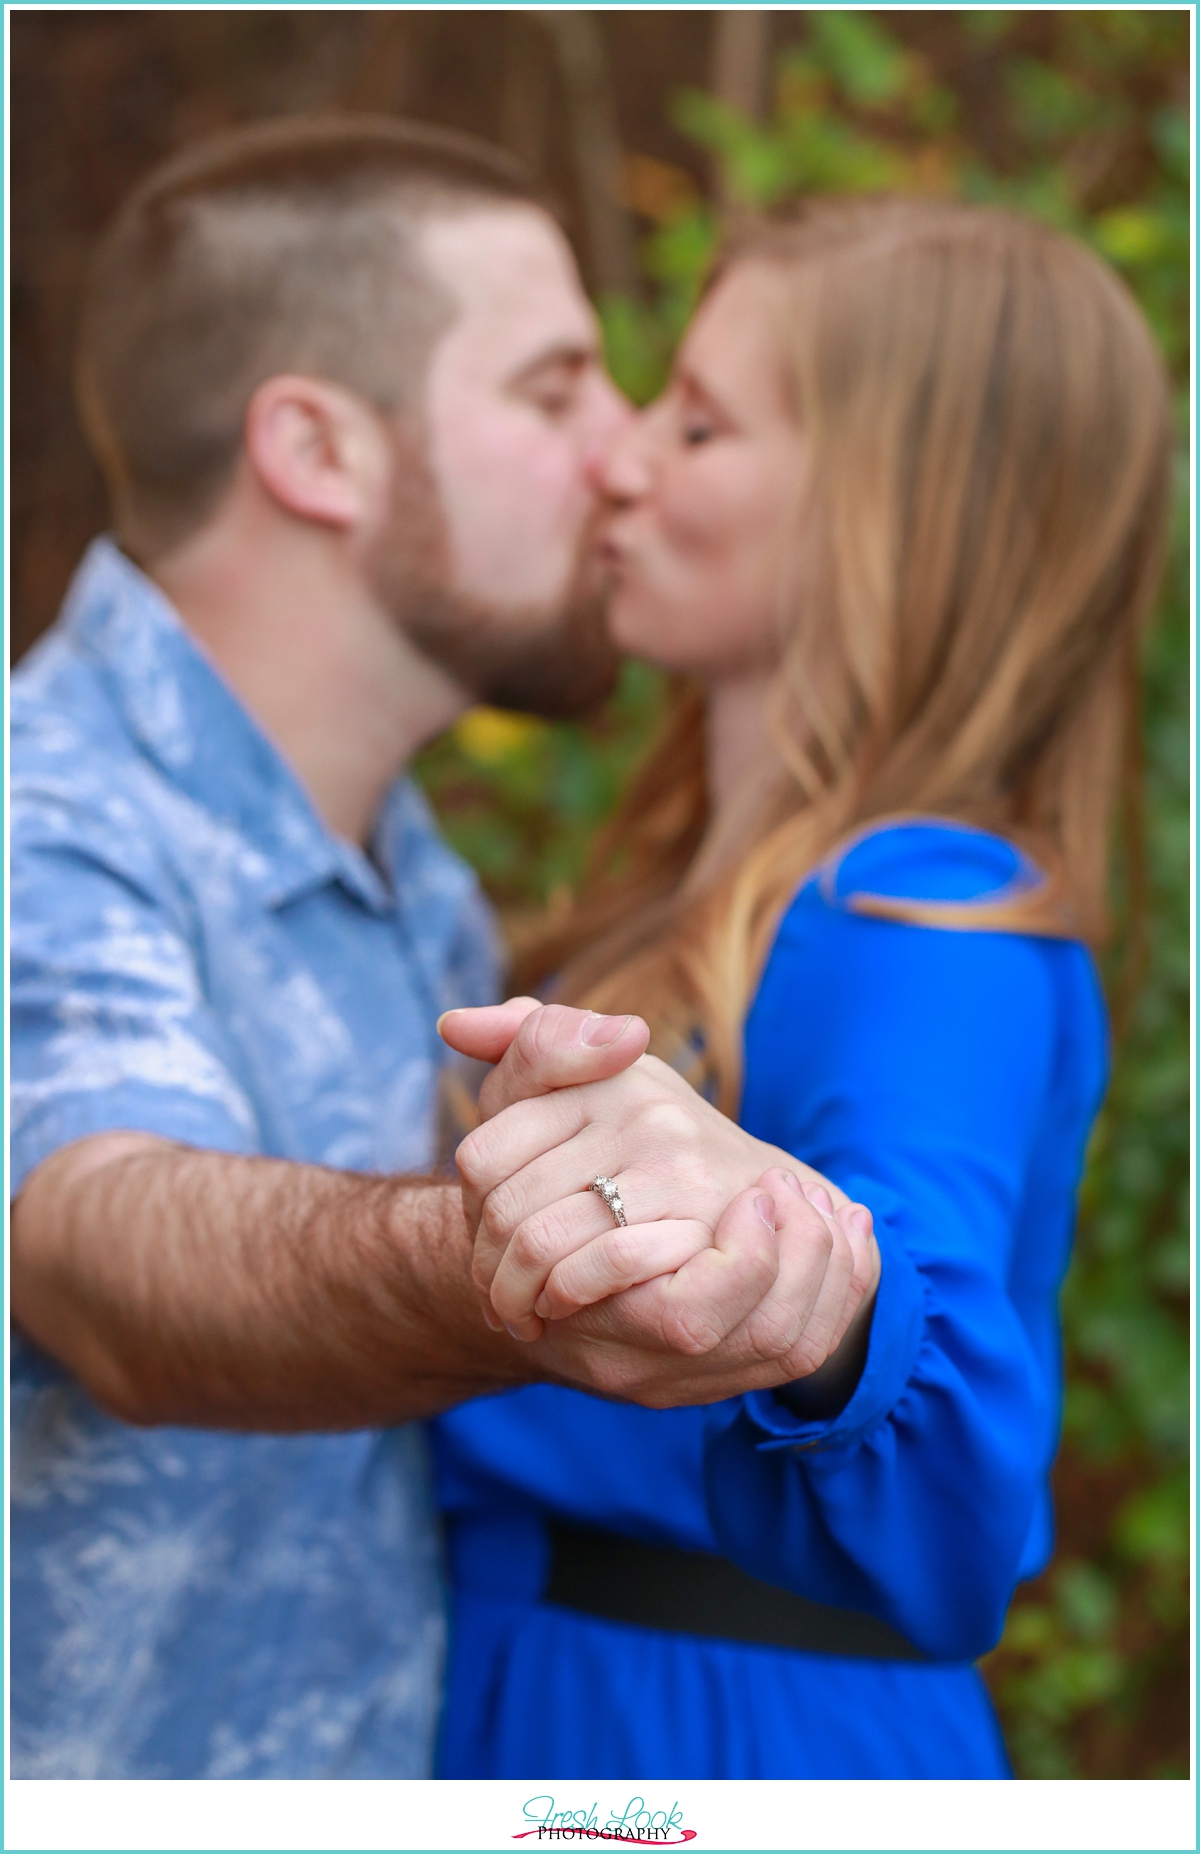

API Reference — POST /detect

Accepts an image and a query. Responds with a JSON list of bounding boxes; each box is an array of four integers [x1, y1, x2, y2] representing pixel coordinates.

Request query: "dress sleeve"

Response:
[[702, 830, 1087, 1661], [10, 778, 260, 1196]]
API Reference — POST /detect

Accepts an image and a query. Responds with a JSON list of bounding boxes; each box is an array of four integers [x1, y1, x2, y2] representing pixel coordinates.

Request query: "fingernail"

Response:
[[581, 1012, 632, 1047], [779, 1171, 805, 1195], [504, 1321, 534, 1343], [481, 1304, 503, 1332], [850, 1205, 874, 1238], [806, 1184, 834, 1214], [435, 1010, 461, 1033], [755, 1194, 776, 1232]]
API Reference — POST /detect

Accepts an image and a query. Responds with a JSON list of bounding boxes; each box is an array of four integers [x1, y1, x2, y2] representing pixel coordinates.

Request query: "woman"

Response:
[[430, 197, 1172, 1778]]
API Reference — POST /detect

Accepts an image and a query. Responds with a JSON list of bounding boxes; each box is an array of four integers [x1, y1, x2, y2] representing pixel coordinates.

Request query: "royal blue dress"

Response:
[[430, 822, 1108, 1778]]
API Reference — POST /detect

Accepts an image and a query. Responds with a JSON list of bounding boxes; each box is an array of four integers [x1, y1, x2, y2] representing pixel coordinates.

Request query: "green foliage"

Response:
[[415, 11, 1190, 1778], [415, 658, 668, 915], [991, 465, 1190, 1777]]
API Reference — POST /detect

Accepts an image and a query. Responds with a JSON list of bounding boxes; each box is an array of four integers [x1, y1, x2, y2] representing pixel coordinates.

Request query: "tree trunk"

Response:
[[346, 12, 417, 114], [710, 9, 771, 204], [499, 14, 551, 177], [538, 10, 640, 296], [711, 8, 771, 118]]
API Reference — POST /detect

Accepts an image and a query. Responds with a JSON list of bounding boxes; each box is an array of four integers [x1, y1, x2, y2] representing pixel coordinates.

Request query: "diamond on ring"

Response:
[[590, 1174, 628, 1228]]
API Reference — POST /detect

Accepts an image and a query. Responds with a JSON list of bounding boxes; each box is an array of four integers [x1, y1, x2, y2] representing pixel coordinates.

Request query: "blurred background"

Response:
[[11, 8, 1189, 1779]]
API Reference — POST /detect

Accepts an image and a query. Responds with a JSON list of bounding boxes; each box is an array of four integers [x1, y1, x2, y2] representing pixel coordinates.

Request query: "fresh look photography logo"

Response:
[[514, 1795, 697, 1844]]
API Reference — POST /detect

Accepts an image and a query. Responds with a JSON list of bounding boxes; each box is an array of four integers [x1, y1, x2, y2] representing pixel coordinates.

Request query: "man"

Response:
[[10, 117, 860, 1779]]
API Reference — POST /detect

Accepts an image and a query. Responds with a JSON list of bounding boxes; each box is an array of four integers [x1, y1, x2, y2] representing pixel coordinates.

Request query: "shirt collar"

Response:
[[61, 537, 402, 914], [372, 776, 485, 974]]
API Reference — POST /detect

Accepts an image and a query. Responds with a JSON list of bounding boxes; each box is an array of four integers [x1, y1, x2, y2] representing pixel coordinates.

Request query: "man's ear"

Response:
[[243, 375, 390, 530]]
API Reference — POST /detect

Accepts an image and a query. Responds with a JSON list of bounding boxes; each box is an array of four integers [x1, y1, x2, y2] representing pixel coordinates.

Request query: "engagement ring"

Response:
[[590, 1174, 628, 1228]]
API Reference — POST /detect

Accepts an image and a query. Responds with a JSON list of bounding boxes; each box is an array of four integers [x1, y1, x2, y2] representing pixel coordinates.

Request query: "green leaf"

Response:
[[1006, 57, 1098, 143], [1113, 1471, 1190, 1569], [1054, 1561, 1118, 1642], [1152, 105, 1190, 184], [808, 12, 914, 111], [962, 12, 1013, 48], [1094, 207, 1175, 266]]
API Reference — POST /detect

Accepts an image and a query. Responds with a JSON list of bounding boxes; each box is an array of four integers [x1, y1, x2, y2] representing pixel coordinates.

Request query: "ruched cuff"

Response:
[[740, 1181, 927, 1456]]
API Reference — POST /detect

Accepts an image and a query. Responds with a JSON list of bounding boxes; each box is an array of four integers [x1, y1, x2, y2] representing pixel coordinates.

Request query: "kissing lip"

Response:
[[594, 521, 638, 572], [593, 534, 628, 576]]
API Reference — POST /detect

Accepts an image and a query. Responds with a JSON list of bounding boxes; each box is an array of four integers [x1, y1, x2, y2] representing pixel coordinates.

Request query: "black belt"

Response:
[[545, 1523, 927, 1662]]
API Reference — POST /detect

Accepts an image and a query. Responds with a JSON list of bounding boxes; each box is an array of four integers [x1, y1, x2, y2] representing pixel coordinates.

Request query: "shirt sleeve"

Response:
[[702, 833, 1084, 1662], [10, 777, 261, 1196]]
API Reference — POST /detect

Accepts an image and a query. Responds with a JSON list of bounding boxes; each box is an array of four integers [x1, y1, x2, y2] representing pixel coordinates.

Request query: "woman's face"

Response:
[[596, 261, 806, 680]]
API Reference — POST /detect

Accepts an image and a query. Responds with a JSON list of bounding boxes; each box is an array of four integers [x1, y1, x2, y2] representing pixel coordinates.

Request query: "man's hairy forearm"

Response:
[[11, 1138, 533, 1431]]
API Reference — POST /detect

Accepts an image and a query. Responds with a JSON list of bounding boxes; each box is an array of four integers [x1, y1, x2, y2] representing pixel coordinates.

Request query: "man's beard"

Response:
[[402, 570, 619, 719], [367, 438, 620, 721]]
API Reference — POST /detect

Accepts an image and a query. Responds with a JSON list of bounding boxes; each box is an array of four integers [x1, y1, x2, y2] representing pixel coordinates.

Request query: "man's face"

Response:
[[421, 205, 629, 613], [375, 204, 632, 718]]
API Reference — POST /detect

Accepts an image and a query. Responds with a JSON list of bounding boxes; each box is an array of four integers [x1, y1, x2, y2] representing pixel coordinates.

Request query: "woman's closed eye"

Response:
[[672, 376, 732, 449]]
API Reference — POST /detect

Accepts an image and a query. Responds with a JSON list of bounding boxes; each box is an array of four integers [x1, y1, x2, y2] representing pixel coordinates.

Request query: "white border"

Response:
[[3, 1776, 1199, 1853], [2, 5, 1196, 1853]]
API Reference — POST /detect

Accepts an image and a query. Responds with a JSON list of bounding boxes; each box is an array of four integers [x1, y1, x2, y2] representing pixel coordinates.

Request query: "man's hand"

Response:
[[12, 997, 878, 1434], [525, 1170, 878, 1410], [439, 1000, 880, 1394]]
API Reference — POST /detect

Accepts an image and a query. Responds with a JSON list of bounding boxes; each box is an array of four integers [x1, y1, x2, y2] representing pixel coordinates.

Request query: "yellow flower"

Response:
[[454, 707, 542, 765]]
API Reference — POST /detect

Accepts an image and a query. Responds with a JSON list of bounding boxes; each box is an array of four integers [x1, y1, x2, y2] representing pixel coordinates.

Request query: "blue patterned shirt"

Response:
[[9, 539, 500, 1777]]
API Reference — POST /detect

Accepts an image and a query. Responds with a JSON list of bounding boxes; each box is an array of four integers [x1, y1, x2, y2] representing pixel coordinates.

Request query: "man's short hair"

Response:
[[76, 115, 548, 556]]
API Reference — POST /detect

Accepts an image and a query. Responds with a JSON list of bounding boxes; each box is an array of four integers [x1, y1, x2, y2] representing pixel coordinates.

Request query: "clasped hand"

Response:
[[440, 999, 880, 1403]]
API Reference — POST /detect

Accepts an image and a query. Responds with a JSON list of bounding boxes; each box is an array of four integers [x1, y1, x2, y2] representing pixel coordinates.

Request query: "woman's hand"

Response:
[[440, 1001, 879, 1367]]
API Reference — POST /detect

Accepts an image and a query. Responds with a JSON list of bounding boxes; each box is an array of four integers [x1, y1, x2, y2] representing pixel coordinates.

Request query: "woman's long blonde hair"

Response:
[[518, 197, 1173, 1113]]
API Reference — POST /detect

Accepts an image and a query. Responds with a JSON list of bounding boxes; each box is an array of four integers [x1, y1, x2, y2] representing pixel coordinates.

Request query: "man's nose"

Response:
[[581, 375, 636, 491], [589, 414, 653, 503]]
